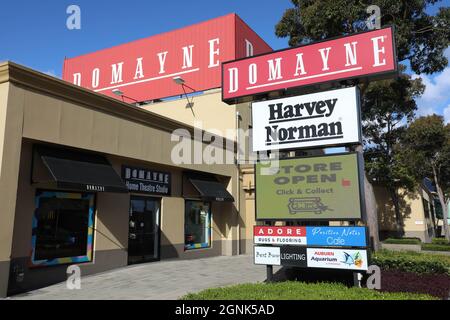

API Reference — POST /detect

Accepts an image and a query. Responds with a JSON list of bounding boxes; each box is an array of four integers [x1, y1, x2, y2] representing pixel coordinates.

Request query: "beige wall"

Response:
[[0, 83, 24, 298], [374, 185, 434, 242], [143, 89, 254, 255], [143, 90, 239, 139], [20, 88, 236, 179]]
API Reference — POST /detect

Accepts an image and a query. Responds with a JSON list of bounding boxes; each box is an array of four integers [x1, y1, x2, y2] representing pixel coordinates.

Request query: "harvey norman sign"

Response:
[[222, 27, 396, 104], [252, 87, 360, 151]]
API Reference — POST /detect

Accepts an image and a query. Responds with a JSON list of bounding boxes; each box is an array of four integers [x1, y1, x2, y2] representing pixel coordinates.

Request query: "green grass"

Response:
[[422, 243, 450, 252], [181, 282, 437, 300], [371, 249, 450, 275], [382, 238, 422, 245]]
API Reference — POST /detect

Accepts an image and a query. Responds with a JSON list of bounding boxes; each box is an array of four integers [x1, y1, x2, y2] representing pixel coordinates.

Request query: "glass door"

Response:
[[128, 196, 160, 264]]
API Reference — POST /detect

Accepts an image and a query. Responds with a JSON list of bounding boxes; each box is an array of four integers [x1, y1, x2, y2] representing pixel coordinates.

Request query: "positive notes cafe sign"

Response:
[[222, 27, 397, 104]]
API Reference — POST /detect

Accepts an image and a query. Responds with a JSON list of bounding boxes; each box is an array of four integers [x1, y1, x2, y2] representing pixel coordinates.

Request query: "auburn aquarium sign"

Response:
[[222, 26, 396, 104], [251, 86, 361, 151]]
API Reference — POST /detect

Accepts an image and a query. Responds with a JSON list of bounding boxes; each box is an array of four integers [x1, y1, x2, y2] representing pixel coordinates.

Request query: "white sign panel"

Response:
[[254, 246, 281, 265], [306, 248, 368, 271], [252, 86, 361, 151]]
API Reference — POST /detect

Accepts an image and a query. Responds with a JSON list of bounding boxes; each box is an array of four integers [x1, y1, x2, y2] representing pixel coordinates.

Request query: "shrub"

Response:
[[431, 238, 450, 245], [371, 250, 450, 275], [422, 243, 450, 252], [382, 238, 421, 245], [180, 281, 437, 300]]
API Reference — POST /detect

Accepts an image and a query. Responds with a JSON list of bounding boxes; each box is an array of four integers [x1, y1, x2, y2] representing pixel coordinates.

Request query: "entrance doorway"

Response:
[[128, 196, 160, 264]]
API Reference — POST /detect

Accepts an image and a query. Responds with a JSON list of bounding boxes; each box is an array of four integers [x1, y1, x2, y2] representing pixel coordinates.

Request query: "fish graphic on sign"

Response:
[[342, 251, 363, 268]]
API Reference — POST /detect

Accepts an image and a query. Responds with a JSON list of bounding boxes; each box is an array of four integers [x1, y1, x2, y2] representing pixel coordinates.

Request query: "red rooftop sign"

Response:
[[63, 14, 272, 103], [222, 27, 396, 104]]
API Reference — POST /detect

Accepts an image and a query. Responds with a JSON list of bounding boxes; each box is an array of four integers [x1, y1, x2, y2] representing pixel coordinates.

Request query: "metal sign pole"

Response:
[[266, 265, 274, 282]]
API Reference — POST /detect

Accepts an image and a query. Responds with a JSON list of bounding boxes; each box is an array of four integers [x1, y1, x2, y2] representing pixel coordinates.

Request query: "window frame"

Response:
[[31, 190, 96, 268], [184, 200, 212, 251]]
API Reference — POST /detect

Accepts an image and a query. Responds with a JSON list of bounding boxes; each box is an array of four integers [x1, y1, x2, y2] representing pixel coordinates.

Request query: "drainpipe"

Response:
[[236, 111, 241, 255]]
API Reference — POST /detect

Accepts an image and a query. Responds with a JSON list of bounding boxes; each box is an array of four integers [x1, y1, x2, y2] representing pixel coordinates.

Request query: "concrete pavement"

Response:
[[7, 255, 281, 300]]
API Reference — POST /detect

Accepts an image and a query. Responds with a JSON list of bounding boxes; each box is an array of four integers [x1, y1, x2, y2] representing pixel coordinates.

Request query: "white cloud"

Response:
[[44, 70, 60, 79], [410, 46, 450, 117], [44, 70, 56, 76], [444, 105, 450, 124], [412, 59, 450, 117]]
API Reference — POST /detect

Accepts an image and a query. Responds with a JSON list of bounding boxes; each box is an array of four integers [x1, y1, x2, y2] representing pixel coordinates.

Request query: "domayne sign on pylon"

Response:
[[222, 26, 396, 104]]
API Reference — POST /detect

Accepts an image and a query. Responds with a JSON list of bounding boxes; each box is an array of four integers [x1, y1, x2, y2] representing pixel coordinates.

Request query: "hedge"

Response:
[[382, 238, 422, 245], [371, 250, 450, 275], [181, 281, 437, 300], [431, 238, 450, 245], [422, 243, 450, 252]]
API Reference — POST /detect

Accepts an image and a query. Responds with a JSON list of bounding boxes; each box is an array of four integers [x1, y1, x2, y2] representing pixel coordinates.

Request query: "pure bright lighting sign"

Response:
[[251, 87, 361, 151], [255, 153, 363, 220]]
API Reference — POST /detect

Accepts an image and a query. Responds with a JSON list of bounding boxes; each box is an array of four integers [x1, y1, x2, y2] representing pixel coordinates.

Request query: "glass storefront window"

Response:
[[31, 190, 95, 267], [185, 201, 211, 250]]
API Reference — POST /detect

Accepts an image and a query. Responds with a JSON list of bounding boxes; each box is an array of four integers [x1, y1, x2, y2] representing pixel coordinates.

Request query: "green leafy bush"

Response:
[[382, 238, 422, 245], [422, 243, 450, 252], [371, 250, 450, 275], [181, 281, 436, 300], [432, 238, 450, 245]]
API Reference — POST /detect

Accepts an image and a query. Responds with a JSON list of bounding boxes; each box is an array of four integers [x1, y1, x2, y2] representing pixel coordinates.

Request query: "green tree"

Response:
[[363, 70, 424, 235], [399, 115, 450, 240], [275, 0, 450, 239]]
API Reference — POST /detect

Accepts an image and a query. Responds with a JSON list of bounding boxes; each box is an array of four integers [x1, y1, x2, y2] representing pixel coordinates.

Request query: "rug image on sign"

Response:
[[287, 197, 333, 215]]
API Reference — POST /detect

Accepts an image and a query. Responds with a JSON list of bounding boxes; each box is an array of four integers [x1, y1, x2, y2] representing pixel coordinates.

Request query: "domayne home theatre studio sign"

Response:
[[222, 26, 396, 104], [252, 86, 361, 151]]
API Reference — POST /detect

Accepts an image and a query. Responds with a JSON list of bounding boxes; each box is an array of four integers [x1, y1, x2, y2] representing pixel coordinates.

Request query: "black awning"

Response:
[[189, 179, 234, 202], [36, 145, 128, 193]]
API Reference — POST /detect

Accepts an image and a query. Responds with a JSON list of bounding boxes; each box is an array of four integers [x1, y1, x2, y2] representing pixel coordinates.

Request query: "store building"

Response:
[[0, 13, 274, 297], [0, 61, 245, 297]]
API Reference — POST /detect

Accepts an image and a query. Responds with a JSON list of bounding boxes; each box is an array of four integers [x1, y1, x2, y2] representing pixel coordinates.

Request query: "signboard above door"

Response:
[[122, 165, 171, 196], [222, 26, 396, 104]]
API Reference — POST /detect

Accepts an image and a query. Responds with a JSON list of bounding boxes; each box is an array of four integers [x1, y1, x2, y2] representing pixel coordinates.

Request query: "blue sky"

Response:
[[0, 0, 449, 122]]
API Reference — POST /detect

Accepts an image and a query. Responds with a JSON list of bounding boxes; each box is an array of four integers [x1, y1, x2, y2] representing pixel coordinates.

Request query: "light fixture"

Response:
[[173, 76, 185, 85], [112, 89, 124, 96], [111, 89, 139, 104], [173, 76, 196, 116]]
